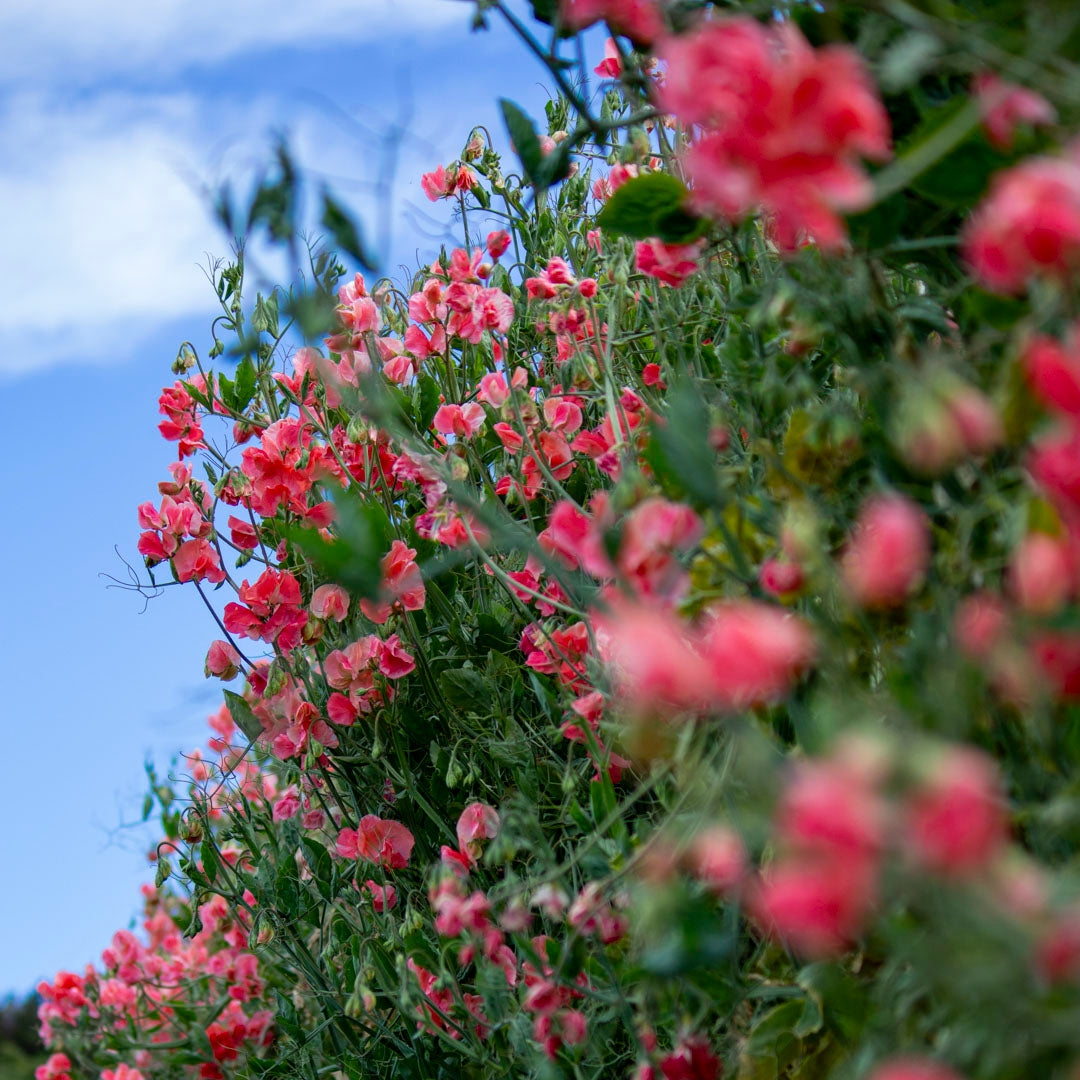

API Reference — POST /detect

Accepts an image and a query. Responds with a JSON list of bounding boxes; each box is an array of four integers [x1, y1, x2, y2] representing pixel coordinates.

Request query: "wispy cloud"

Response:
[[0, 0, 469, 86]]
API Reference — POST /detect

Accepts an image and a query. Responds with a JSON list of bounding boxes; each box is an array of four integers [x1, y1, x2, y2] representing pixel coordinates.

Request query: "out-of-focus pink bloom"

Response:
[[1031, 630, 1080, 700], [560, 0, 663, 45], [687, 826, 747, 896], [659, 17, 891, 250], [954, 591, 1009, 660], [903, 746, 1009, 876], [337, 816, 415, 869], [842, 494, 930, 609], [272, 787, 301, 822], [596, 601, 714, 712], [867, 1059, 967, 1080], [1025, 330, 1080, 416], [759, 557, 804, 598], [975, 72, 1055, 150], [964, 149, 1080, 293], [1008, 532, 1075, 615], [750, 854, 876, 957], [698, 600, 815, 709], [486, 230, 511, 259]]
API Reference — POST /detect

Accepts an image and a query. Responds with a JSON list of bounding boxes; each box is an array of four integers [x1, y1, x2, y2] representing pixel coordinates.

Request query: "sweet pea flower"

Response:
[[310, 583, 350, 622], [842, 494, 930, 609], [433, 402, 486, 439], [337, 816, 415, 869]]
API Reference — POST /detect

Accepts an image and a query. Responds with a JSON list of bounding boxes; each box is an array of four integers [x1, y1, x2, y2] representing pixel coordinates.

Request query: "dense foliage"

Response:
[[35, 2, 1080, 1079]]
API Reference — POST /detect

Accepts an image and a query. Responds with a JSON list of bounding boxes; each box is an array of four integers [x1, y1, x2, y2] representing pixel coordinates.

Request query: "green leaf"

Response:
[[284, 486, 392, 599], [275, 858, 300, 919], [200, 840, 220, 885], [415, 373, 441, 431], [234, 355, 258, 412], [500, 98, 544, 184], [321, 190, 377, 271], [223, 689, 263, 742], [300, 838, 335, 903], [439, 668, 491, 712], [646, 381, 718, 506], [797, 963, 868, 1042], [596, 173, 708, 242]]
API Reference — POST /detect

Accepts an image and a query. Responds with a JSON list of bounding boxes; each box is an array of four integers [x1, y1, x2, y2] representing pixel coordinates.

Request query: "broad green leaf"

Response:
[[500, 99, 544, 184], [596, 173, 708, 242], [223, 689, 263, 742], [321, 190, 376, 271]]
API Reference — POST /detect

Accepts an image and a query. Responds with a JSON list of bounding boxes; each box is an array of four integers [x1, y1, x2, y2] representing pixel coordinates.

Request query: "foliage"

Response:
[[33, 3, 1080, 1080]]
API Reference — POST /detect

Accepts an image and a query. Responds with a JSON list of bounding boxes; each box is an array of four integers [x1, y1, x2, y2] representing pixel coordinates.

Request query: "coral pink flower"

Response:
[[456, 802, 500, 867], [310, 583, 350, 622], [486, 230, 511, 259], [659, 17, 891, 250], [379, 634, 416, 678], [360, 540, 426, 624], [759, 557, 804, 597], [974, 72, 1055, 151], [698, 600, 815, 709], [560, 0, 663, 44], [903, 746, 1009, 876], [750, 853, 876, 957], [688, 826, 747, 896], [964, 149, 1080, 293], [433, 402, 486, 439], [635, 238, 703, 287], [1025, 330, 1080, 416], [204, 640, 241, 681], [596, 601, 714, 711], [867, 1059, 967, 1080], [172, 538, 226, 585], [776, 757, 885, 861], [1008, 532, 1074, 615], [271, 787, 301, 822], [594, 37, 623, 79], [362, 880, 398, 912], [954, 591, 1009, 660], [842, 494, 930, 609], [337, 816, 415, 869]]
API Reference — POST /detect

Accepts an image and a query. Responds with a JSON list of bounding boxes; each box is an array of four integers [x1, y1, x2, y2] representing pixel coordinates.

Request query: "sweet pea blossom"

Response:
[[842, 494, 930, 609], [337, 816, 415, 869]]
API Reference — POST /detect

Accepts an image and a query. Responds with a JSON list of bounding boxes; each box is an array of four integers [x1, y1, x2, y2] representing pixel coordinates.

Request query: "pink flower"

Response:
[[964, 149, 1080, 293], [379, 633, 416, 678], [903, 746, 1008, 876], [455, 802, 500, 867], [1025, 330, 1080, 416], [433, 402, 486, 439], [759, 557, 804, 597], [362, 879, 398, 912], [688, 826, 747, 896], [975, 72, 1055, 151], [486, 230, 511, 259], [635, 239, 703, 287], [659, 17, 891, 250], [596, 601, 714, 712], [173, 538, 226, 585], [204, 640, 241, 681], [272, 787, 301, 821], [1008, 532, 1075, 615], [594, 37, 623, 79], [360, 540, 426, 624], [698, 600, 815, 709], [867, 1059, 967, 1080], [337, 815, 415, 869], [310, 583, 350, 622], [477, 372, 510, 407], [750, 854, 876, 957], [842, 494, 930, 609]]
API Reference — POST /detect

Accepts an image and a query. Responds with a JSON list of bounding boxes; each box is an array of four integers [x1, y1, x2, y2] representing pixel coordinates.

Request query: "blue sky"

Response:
[[0, 0, 570, 997]]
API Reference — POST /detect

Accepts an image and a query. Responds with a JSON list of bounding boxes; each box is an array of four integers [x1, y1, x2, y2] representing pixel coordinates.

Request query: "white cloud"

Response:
[[0, 0, 469, 86]]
